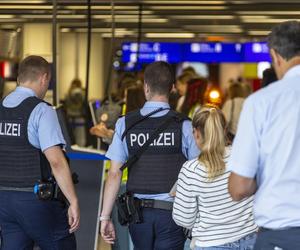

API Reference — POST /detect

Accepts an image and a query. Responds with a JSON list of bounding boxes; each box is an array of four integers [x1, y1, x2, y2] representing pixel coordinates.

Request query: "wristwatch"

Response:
[[99, 215, 111, 221]]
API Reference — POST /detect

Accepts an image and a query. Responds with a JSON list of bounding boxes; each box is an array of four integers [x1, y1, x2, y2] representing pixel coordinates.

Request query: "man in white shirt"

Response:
[[228, 21, 300, 250]]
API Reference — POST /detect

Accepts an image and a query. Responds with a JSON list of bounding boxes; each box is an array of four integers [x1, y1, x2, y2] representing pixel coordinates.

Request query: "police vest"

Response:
[[125, 109, 188, 194], [0, 96, 51, 188]]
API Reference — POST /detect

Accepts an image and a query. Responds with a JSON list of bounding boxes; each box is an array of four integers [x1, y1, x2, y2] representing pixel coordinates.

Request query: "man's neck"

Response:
[[282, 57, 300, 78], [147, 95, 168, 103]]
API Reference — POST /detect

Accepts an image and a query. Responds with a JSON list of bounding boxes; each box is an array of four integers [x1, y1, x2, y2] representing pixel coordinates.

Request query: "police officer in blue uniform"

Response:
[[100, 61, 199, 250], [0, 55, 80, 249]]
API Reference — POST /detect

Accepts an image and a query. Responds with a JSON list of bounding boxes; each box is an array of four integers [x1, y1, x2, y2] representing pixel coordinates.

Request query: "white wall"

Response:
[[59, 32, 105, 100], [23, 24, 53, 61]]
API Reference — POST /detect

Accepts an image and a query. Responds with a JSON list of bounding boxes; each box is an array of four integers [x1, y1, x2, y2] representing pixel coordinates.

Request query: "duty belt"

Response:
[[140, 199, 173, 211], [0, 186, 33, 192]]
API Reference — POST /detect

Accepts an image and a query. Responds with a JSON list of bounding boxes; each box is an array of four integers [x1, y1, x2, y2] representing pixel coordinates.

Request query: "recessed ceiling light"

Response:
[[145, 33, 195, 38]]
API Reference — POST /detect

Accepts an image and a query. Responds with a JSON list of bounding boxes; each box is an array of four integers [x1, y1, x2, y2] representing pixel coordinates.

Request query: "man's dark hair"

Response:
[[144, 61, 175, 96], [268, 21, 300, 60], [18, 55, 51, 84]]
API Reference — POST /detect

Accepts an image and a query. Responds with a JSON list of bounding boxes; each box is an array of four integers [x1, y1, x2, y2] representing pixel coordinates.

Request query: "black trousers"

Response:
[[254, 227, 300, 250]]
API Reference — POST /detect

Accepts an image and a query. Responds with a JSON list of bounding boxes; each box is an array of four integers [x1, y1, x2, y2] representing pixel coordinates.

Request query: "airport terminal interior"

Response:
[[0, 0, 299, 249]]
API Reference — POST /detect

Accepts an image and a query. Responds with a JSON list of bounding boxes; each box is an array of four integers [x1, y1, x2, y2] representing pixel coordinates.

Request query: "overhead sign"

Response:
[[122, 42, 182, 63], [183, 42, 243, 63], [122, 42, 271, 64], [244, 42, 271, 62]]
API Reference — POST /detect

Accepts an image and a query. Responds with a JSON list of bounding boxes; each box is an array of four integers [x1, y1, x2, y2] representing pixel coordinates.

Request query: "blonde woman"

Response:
[[173, 106, 257, 250]]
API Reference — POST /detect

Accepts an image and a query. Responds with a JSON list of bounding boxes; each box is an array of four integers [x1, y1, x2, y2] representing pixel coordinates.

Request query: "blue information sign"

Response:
[[122, 42, 182, 63], [182, 42, 243, 63], [121, 42, 272, 64], [243, 42, 271, 62]]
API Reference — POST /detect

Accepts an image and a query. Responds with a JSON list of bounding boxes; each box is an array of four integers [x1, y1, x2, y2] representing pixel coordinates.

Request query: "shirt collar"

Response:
[[283, 65, 300, 79], [142, 101, 170, 109], [15, 86, 37, 97]]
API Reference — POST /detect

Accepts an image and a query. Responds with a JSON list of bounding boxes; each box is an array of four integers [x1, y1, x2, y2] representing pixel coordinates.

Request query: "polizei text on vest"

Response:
[[0, 122, 21, 137], [130, 132, 175, 147]]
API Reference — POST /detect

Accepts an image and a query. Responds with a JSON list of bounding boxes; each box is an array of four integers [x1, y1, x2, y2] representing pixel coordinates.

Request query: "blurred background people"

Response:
[[222, 81, 252, 140], [180, 77, 208, 118], [261, 67, 278, 88]]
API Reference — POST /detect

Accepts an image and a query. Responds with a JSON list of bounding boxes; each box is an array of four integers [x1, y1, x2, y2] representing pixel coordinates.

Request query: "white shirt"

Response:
[[229, 65, 300, 229], [173, 147, 257, 247]]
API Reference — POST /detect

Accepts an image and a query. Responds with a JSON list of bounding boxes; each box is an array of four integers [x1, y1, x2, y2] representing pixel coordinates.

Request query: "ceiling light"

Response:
[[103, 18, 168, 23], [65, 6, 139, 10], [0, 5, 52, 9], [242, 18, 299, 23], [172, 15, 233, 20], [0, 15, 15, 19], [149, 6, 228, 10], [61, 28, 70, 33], [145, 33, 195, 38], [238, 11, 300, 15], [248, 31, 270, 36], [147, 0, 223, 3]]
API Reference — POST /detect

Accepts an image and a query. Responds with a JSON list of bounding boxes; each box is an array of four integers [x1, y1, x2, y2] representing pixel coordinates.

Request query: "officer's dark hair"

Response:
[[144, 61, 175, 97], [17, 55, 51, 84], [268, 21, 300, 61]]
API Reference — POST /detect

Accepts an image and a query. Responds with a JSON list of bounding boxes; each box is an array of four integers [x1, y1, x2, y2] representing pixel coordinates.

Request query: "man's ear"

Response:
[[270, 48, 281, 67]]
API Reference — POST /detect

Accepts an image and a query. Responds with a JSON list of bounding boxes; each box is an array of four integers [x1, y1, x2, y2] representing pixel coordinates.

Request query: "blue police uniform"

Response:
[[0, 86, 76, 249], [106, 101, 199, 250]]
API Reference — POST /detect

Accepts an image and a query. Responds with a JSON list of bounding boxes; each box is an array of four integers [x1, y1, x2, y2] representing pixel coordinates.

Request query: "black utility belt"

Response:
[[116, 192, 173, 226], [140, 199, 173, 210], [0, 186, 33, 192]]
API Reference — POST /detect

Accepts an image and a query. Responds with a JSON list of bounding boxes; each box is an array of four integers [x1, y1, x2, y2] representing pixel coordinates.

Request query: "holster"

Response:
[[115, 192, 143, 226]]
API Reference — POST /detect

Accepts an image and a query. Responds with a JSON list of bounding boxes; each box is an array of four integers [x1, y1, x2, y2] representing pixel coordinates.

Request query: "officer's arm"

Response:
[[43, 146, 79, 206], [101, 160, 123, 218], [228, 172, 257, 201]]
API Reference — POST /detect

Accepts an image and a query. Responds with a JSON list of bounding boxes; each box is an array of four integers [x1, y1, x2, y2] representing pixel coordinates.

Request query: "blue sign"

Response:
[[122, 42, 182, 63], [244, 42, 271, 62], [182, 42, 243, 63], [121, 42, 271, 64]]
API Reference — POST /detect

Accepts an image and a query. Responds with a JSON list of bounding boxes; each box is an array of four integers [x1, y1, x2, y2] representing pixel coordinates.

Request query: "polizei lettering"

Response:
[[0, 122, 21, 137], [130, 132, 175, 147]]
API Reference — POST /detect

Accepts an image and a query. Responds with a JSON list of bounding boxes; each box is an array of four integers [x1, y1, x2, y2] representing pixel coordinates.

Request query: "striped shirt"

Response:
[[172, 148, 257, 247]]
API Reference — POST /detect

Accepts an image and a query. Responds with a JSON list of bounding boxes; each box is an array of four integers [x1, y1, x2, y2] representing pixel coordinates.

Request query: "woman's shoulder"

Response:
[[181, 158, 208, 177]]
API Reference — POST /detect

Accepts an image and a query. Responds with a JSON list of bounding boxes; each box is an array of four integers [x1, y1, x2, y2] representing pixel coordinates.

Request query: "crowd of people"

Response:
[[100, 20, 300, 250]]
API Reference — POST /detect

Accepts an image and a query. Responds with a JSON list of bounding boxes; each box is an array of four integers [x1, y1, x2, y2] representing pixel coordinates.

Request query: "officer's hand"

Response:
[[68, 202, 80, 233], [101, 220, 116, 244]]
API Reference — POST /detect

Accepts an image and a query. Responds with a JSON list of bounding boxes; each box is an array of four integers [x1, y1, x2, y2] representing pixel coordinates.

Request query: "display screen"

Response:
[[122, 42, 182, 63], [182, 42, 243, 63], [122, 42, 271, 64], [244, 42, 271, 62]]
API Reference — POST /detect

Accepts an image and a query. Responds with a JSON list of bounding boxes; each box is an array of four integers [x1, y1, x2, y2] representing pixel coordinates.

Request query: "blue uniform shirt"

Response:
[[3, 86, 66, 151], [228, 65, 300, 229], [106, 101, 200, 201]]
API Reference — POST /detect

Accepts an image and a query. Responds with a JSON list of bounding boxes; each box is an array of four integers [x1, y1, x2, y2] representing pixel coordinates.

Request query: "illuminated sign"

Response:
[[122, 42, 271, 63]]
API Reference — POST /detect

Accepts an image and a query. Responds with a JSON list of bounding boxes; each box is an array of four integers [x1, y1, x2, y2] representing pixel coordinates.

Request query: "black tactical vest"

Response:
[[125, 109, 188, 194], [0, 96, 51, 188]]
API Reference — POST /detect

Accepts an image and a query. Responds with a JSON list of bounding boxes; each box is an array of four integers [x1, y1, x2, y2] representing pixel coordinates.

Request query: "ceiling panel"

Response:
[[0, 0, 299, 40]]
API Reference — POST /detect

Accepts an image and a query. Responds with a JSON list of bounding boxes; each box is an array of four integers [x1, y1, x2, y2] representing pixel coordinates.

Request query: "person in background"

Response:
[[0, 55, 79, 249], [228, 20, 300, 250], [180, 78, 208, 118], [100, 61, 199, 250], [176, 72, 196, 112], [173, 106, 257, 250], [222, 82, 251, 140], [65, 78, 86, 146], [261, 67, 277, 88]]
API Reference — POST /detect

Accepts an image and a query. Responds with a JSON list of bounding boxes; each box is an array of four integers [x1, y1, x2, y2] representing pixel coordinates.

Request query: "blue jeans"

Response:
[[129, 208, 185, 250], [254, 227, 300, 250], [195, 232, 257, 250], [0, 191, 76, 250]]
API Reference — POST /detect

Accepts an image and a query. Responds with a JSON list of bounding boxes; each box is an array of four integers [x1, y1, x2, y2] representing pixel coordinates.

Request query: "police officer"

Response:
[[0, 55, 79, 249], [100, 61, 199, 249]]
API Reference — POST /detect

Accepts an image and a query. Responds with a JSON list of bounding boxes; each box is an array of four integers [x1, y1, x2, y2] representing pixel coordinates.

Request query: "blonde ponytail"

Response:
[[192, 106, 227, 180]]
